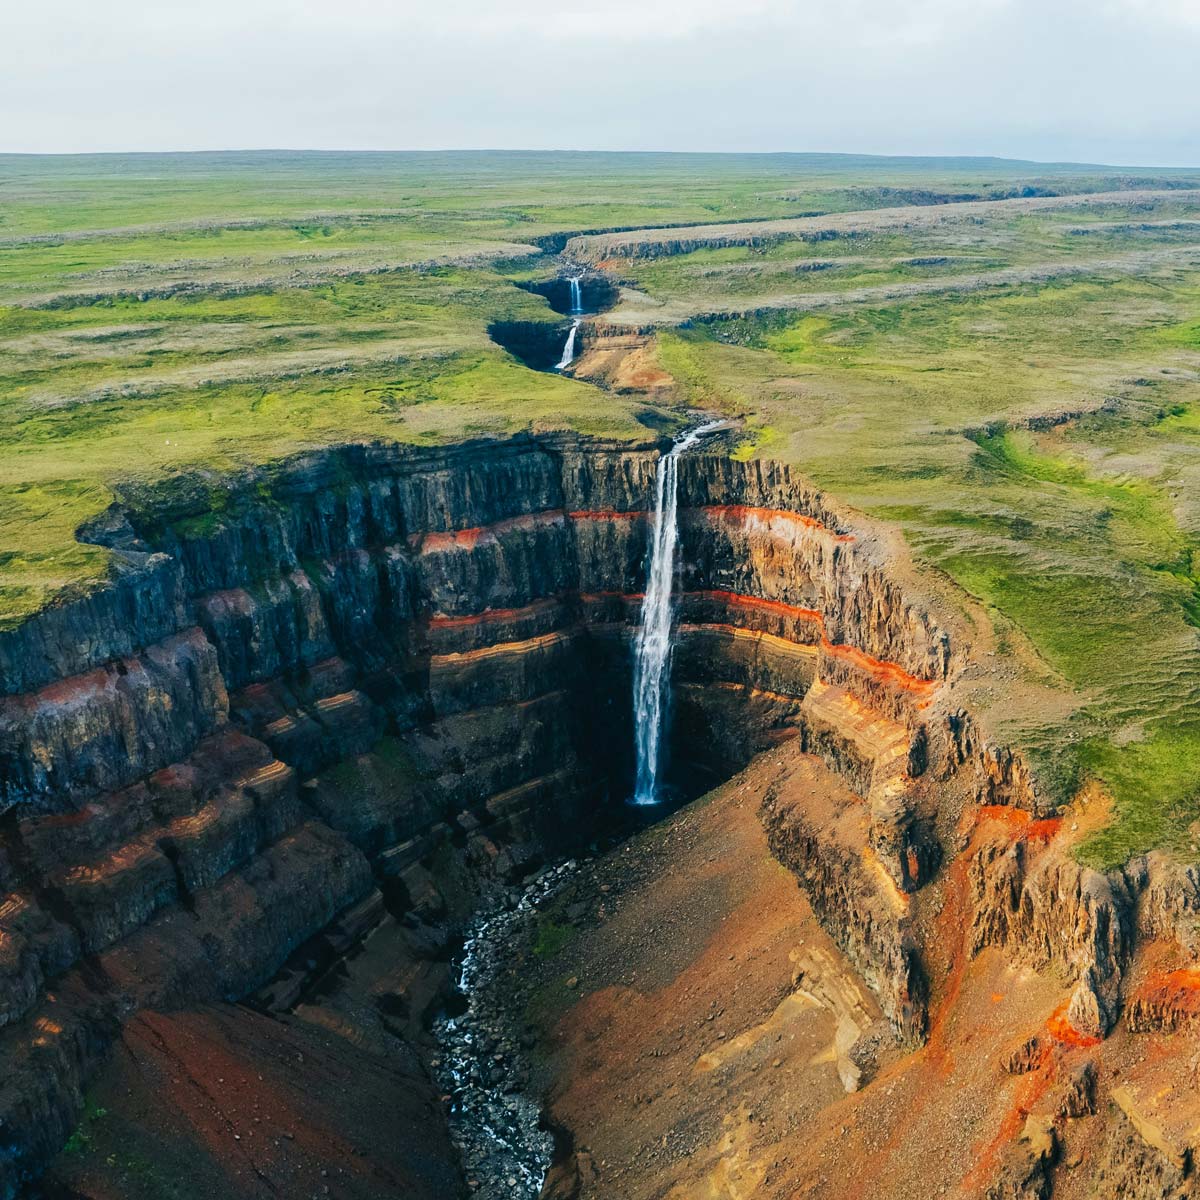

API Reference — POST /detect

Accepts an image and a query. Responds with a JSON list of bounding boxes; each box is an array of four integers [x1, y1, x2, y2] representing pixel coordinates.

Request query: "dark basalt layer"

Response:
[[486, 320, 576, 369]]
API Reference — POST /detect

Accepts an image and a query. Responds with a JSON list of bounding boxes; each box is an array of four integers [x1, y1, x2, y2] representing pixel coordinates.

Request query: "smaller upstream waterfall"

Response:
[[555, 276, 584, 370], [630, 420, 726, 806], [555, 320, 579, 370]]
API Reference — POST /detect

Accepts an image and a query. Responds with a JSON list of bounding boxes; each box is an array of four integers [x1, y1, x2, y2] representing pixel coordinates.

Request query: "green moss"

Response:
[[1156, 315, 1200, 350], [62, 1099, 108, 1155], [729, 422, 780, 461], [323, 736, 425, 794], [1077, 725, 1200, 868], [532, 915, 575, 959]]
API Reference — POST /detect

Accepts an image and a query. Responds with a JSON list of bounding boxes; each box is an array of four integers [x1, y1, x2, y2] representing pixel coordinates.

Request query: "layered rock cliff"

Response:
[[0, 433, 951, 1193], [1, 430, 1194, 1198]]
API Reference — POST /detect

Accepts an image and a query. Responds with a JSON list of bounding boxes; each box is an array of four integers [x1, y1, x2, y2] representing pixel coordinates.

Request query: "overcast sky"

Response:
[[3, 0, 1198, 165]]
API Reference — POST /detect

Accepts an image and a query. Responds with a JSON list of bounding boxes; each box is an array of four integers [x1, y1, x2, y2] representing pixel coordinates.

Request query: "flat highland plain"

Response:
[[3, 148, 1200, 869]]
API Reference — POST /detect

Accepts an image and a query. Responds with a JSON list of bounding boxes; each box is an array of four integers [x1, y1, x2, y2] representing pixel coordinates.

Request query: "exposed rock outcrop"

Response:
[[761, 759, 928, 1044], [969, 823, 1134, 1038], [1092, 1103, 1196, 1199]]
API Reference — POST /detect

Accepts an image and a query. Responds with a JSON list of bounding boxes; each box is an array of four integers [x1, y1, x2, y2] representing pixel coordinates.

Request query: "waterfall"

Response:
[[552, 276, 585, 371], [555, 320, 579, 370], [554, 276, 584, 370], [630, 420, 726, 806]]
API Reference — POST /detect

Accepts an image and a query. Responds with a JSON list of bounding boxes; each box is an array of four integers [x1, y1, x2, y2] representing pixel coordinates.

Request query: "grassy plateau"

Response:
[[4, 149, 1200, 867]]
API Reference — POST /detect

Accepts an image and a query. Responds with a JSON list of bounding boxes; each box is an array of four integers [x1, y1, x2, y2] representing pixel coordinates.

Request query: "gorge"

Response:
[[5, 148, 1200, 1196], [0, 429, 948, 1193], [2, 416, 1200, 1198]]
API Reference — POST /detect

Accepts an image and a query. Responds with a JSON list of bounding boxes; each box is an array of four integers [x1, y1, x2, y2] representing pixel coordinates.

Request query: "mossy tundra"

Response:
[[4, 148, 1200, 865]]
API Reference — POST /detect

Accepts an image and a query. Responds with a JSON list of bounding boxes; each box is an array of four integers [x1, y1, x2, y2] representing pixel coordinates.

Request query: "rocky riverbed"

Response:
[[431, 860, 581, 1200]]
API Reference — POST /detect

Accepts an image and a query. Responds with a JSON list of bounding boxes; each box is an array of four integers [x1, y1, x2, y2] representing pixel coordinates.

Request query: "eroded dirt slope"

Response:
[[40, 1002, 463, 1200], [519, 745, 1200, 1200]]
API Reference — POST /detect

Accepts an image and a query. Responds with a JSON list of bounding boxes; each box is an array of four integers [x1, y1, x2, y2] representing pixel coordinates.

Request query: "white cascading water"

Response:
[[555, 276, 584, 370], [630, 420, 726, 806], [555, 321, 579, 370]]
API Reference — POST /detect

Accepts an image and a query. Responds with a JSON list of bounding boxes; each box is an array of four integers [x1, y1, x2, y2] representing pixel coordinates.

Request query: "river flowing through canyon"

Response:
[[431, 861, 580, 1199]]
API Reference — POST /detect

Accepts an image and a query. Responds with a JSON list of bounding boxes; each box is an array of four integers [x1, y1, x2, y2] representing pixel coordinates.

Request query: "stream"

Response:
[[431, 860, 580, 1199]]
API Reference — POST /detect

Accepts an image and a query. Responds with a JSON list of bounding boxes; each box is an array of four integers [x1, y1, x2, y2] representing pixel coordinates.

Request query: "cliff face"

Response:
[[0, 434, 954, 1193], [0, 432, 1186, 1198]]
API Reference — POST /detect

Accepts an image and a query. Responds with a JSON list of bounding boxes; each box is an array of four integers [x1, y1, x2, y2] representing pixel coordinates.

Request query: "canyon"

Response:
[[4, 151, 1200, 1200], [2, 426, 1199, 1199]]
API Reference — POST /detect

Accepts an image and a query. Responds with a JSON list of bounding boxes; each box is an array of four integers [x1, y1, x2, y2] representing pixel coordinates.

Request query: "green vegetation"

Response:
[[4, 149, 1200, 864], [0, 265, 642, 628], [63, 1099, 108, 1155], [322, 736, 426, 795], [532, 915, 576, 960], [57, 1091, 217, 1197], [653, 269, 1200, 866]]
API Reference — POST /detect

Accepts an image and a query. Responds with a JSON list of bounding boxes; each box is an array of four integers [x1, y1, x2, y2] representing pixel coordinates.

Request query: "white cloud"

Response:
[[1103, 0, 1200, 27], [5, 0, 1017, 44], [0, 0, 1196, 162]]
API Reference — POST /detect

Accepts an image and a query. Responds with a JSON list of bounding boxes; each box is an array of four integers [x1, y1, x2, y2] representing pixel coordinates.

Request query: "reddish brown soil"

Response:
[[40, 1003, 463, 1200], [523, 746, 1106, 1200], [37, 743, 1200, 1200]]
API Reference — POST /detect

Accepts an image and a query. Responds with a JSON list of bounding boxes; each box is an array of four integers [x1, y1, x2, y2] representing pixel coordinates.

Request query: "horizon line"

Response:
[[1, 146, 1199, 172]]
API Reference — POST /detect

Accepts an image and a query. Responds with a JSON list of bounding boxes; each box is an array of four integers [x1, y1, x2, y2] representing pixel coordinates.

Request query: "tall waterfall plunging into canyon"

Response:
[[630, 420, 726, 805], [555, 277, 584, 370]]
